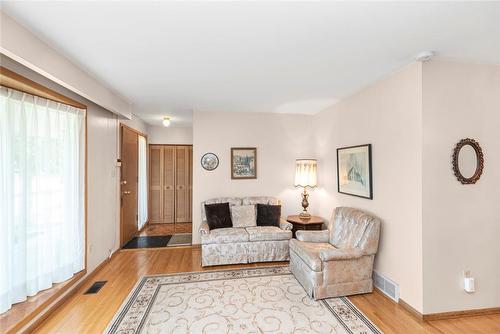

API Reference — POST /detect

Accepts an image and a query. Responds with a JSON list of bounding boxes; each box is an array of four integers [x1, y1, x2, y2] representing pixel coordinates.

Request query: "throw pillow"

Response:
[[256, 204, 281, 227], [205, 202, 232, 230], [231, 205, 257, 228]]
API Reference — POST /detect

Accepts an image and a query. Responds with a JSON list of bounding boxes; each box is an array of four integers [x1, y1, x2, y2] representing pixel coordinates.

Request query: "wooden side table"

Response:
[[286, 215, 324, 238]]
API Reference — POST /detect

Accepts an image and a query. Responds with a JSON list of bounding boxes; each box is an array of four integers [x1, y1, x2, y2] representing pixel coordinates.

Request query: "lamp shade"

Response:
[[294, 159, 317, 187]]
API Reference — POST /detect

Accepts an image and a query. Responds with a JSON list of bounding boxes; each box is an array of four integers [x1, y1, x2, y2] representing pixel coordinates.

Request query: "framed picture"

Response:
[[231, 147, 257, 179], [337, 144, 373, 199]]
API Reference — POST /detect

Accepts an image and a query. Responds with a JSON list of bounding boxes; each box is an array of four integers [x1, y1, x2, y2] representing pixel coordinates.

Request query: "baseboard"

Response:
[[423, 306, 500, 321], [399, 298, 423, 321], [23, 251, 118, 333], [374, 287, 500, 322]]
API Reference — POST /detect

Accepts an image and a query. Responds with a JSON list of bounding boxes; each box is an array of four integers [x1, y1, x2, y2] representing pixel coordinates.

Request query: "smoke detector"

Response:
[[415, 51, 436, 62]]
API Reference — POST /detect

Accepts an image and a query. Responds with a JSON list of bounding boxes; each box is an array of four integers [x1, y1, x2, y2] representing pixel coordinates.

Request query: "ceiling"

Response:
[[1, 2, 499, 126]]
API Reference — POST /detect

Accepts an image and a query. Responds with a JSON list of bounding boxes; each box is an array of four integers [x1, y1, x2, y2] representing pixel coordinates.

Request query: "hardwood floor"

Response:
[[138, 223, 192, 237], [33, 247, 500, 333]]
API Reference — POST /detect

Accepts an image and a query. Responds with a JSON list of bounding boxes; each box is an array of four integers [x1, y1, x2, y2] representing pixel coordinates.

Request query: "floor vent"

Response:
[[84, 281, 107, 294], [373, 271, 399, 302]]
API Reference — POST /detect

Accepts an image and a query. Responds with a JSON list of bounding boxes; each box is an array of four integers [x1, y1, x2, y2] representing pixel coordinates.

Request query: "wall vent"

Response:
[[84, 281, 107, 294], [373, 271, 399, 302]]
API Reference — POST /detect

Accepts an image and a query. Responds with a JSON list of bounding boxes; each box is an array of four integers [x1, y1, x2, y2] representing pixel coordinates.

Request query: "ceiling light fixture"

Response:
[[415, 51, 436, 62], [162, 117, 171, 127]]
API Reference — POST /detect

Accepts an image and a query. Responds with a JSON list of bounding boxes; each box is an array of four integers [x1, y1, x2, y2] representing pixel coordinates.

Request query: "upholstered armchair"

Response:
[[289, 207, 381, 300]]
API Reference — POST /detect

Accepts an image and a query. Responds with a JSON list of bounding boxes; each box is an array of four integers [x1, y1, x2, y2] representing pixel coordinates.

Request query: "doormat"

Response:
[[123, 236, 172, 249], [167, 233, 192, 247]]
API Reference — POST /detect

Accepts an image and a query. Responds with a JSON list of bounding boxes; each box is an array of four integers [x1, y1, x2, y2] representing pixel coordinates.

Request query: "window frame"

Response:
[[0, 66, 88, 333]]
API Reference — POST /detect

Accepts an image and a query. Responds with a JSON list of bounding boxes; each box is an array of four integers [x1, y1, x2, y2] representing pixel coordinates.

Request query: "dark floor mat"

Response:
[[122, 236, 172, 249]]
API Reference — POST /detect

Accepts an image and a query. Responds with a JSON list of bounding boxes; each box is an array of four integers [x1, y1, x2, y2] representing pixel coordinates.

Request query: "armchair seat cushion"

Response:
[[289, 239, 335, 272], [246, 226, 292, 242], [201, 228, 249, 245]]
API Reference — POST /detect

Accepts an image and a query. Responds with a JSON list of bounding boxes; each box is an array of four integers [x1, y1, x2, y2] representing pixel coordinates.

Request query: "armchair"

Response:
[[289, 207, 380, 300]]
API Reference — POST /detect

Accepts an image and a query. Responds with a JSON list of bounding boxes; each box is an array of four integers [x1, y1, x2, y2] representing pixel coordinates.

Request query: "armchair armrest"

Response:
[[319, 247, 363, 262], [279, 218, 293, 231], [296, 230, 329, 243], [199, 222, 210, 235]]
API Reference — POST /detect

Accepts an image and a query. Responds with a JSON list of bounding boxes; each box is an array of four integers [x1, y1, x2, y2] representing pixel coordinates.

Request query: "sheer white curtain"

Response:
[[137, 135, 148, 230], [0, 87, 85, 314]]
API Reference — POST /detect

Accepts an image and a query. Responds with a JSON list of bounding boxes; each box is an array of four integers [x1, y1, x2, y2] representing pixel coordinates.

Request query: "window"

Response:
[[138, 135, 148, 230], [0, 86, 85, 314]]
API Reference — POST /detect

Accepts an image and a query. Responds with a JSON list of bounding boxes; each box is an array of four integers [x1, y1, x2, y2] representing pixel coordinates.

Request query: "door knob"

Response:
[[122, 190, 131, 195], [121, 180, 127, 185]]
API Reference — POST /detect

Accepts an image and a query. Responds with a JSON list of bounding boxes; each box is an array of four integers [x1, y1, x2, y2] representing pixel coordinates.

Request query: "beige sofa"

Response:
[[199, 197, 293, 266], [290, 207, 381, 299]]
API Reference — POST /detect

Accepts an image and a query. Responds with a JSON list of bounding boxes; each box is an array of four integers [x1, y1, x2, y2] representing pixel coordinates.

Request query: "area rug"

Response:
[[105, 266, 382, 334], [167, 233, 192, 247]]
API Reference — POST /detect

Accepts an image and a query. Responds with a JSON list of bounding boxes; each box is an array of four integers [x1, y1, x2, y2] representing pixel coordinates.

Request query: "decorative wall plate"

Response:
[[201, 152, 219, 171], [452, 138, 484, 184]]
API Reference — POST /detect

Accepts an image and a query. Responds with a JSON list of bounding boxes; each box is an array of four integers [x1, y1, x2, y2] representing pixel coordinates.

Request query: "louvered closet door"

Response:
[[188, 146, 193, 222], [163, 146, 176, 224], [175, 146, 191, 223], [149, 145, 163, 223]]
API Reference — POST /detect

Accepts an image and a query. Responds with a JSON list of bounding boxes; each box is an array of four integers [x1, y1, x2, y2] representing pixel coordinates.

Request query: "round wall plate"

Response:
[[201, 152, 219, 171]]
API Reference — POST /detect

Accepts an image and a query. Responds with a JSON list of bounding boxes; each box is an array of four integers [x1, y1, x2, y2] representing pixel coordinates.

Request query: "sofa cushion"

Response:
[[201, 228, 249, 245], [201, 197, 242, 222], [231, 205, 257, 228], [246, 226, 292, 242], [289, 239, 335, 272], [242, 196, 279, 206], [205, 203, 232, 230], [256, 204, 281, 227]]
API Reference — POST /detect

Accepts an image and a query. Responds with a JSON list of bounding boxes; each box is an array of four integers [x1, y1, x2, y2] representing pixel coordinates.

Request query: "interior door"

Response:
[[175, 146, 190, 223], [121, 126, 139, 246], [163, 146, 176, 224], [149, 145, 162, 224]]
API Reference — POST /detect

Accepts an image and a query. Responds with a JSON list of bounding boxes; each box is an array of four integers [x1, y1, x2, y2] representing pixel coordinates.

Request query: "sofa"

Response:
[[289, 207, 381, 299], [199, 196, 293, 266]]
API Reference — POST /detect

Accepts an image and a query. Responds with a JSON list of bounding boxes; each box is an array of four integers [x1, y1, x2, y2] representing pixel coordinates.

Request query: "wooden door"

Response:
[[149, 145, 162, 224], [175, 146, 191, 223], [163, 146, 176, 223], [121, 126, 138, 246]]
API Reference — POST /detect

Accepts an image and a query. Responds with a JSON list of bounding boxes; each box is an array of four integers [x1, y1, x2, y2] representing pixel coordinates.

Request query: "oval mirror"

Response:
[[452, 138, 484, 184]]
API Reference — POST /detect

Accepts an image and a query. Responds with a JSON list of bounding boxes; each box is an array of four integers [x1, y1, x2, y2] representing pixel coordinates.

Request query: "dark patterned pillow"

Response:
[[256, 204, 281, 227], [205, 202, 233, 230]]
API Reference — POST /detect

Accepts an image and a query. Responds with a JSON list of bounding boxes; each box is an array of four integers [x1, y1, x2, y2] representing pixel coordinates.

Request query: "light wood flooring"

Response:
[[33, 247, 500, 333]]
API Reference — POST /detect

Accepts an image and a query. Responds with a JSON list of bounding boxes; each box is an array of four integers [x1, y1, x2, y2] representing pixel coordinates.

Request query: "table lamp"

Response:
[[294, 159, 317, 218]]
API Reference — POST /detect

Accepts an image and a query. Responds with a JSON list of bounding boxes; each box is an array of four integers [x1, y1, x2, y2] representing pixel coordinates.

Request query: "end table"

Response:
[[286, 215, 324, 238]]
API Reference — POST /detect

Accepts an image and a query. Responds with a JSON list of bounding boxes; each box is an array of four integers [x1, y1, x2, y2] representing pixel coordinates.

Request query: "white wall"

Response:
[[121, 114, 149, 136], [192, 111, 315, 244], [148, 126, 193, 144], [422, 61, 500, 313], [0, 11, 131, 118], [312, 63, 424, 312]]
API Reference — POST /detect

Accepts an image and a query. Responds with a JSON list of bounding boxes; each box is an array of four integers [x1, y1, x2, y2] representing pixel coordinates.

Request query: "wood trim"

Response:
[[26, 251, 119, 333], [423, 306, 500, 321], [399, 297, 424, 321], [0, 66, 86, 109], [3, 270, 86, 334], [120, 123, 148, 139]]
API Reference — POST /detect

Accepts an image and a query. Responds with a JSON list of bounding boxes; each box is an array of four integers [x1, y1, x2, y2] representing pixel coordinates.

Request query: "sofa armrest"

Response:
[[199, 222, 210, 235], [296, 230, 329, 243], [319, 247, 363, 262], [279, 218, 293, 231]]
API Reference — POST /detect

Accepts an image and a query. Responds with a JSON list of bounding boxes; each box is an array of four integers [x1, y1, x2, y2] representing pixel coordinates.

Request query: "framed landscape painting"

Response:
[[231, 147, 257, 179], [337, 144, 373, 199]]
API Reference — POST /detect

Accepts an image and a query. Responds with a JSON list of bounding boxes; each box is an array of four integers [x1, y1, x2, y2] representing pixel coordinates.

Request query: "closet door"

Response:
[[188, 146, 193, 222], [175, 146, 191, 223], [163, 146, 176, 224], [149, 145, 163, 223]]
